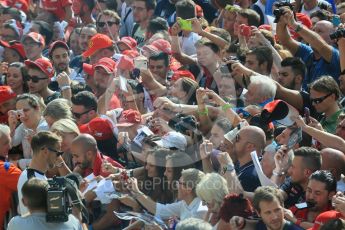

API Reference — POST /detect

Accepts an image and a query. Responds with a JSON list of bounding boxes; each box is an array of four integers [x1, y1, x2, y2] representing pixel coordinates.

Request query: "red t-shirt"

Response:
[[289, 204, 333, 223], [83, 152, 123, 178], [40, 0, 72, 21]]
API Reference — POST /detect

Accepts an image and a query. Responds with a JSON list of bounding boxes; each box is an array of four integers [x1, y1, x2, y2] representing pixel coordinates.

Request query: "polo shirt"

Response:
[[320, 110, 342, 134], [7, 212, 82, 230], [40, 0, 72, 21], [296, 43, 340, 89], [82, 152, 124, 178], [280, 177, 305, 209], [155, 197, 208, 221], [235, 160, 261, 192], [0, 160, 21, 228], [17, 168, 47, 216], [255, 220, 303, 230]]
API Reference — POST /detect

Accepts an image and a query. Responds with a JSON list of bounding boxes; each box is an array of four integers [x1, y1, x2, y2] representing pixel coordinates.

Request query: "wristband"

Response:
[[60, 85, 71, 91], [197, 107, 208, 116], [294, 23, 302, 33], [222, 104, 233, 112]]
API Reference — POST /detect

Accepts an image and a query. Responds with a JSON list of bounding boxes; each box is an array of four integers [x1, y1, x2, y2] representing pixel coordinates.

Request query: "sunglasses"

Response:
[[72, 109, 94, 119], [310, 93, 333, 104], [47, 147, 64, 156], [97, 21, 119, 28], [27, 75, 48, 83]]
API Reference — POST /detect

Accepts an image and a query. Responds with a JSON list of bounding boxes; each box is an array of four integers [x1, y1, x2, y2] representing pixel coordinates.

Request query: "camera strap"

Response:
[[26, 168, 45, 180]]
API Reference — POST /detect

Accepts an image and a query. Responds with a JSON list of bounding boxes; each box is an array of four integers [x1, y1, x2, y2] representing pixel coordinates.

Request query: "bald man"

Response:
[[321, 148, 345, 192], [232, 126, 266, 192], [71, 134, 123, 177]]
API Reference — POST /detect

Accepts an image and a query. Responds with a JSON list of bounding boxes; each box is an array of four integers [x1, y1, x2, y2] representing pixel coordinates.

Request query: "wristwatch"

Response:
[[222, 164, 235, 175]]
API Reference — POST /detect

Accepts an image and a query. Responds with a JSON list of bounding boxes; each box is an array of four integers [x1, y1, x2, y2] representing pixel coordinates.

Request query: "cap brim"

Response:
[[82, 48, 97, 58], [117, 41, 132, 50], [94, 64, 113, 74], [24, 60, 47, 76], [83, 63, 94, 76], [0, 40, 10, 48], [116, 122, 135, 127]]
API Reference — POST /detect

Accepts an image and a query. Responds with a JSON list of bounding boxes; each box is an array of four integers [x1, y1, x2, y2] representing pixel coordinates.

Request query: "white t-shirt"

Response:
[[17, 169, 47, 216], [155, 197, 208, 221], [7, 212, 82, 230], [179, 32, 201, 56]]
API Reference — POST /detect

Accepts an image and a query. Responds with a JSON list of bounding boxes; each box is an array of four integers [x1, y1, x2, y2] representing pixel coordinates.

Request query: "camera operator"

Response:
[[276, 6, 340, 89], [17, 131, 68, 216], [8, 178, 83, 230]]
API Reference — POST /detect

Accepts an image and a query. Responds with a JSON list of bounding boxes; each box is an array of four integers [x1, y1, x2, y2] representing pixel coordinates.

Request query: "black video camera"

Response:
[[330, 28, 345, 40], [273, 1, 294, 23], [46, 177, 71, 223]]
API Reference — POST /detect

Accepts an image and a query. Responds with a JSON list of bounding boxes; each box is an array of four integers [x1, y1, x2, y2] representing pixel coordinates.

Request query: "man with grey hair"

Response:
[[0, 124, 21, 227], [176, 217, 212, 230], [245, 75, 277, 107], [232, 126, 266, 192], [71, 134, 123, 177], [122, 168, 208, 221]]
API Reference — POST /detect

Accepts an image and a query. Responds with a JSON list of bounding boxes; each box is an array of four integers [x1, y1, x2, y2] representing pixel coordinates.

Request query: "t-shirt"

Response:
[[17, 168, 47, 216], [155, 197, 208, 221], [255, 220, 303, 230], [296, 43, 340, 89], [7, 212, 82, 230], [320, 110, 342, 134], [179, 32, 201, 56], [40, 0, 72, 21], [132, 24, 146, 47], [235, 160, 261, 192]]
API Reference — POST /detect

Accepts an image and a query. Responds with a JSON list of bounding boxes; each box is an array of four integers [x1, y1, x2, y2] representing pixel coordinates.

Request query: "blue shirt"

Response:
[[235, 160, 261, 192], [296, 43, 340, 89]]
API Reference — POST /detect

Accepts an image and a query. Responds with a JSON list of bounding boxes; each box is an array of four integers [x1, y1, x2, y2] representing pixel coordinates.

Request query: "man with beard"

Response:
[[71, 134, 123, 177], [277, 57, 306, 91], [17, 131, 63, 216], [72, 0, 95, 25], [284, 170, 336, 229], [49, 40, 84, 90], [252, 186, 302, 230], [0, 86, 16, 124]]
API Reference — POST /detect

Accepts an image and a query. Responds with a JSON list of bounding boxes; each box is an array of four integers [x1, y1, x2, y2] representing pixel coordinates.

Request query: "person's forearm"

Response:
[[338, 38, 345, 71], [64, 6, 73, 22], [274, 81, 304, 111], [303, 126, 345, 152], [202, 158, 213, 173], [199, 30, 229, 49], [291, 22, 332, 61], [134, 192, 157, 214], [61, 88, 72, 102], [171, 35, 197, 65], [197, 102, 212, 134], [276, 23, 299, 55], [141, 72, 166, 97]]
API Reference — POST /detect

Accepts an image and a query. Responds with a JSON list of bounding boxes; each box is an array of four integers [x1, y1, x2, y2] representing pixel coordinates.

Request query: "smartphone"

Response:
[[134, 57, 148, 70], [177, 18, 192, 31], [240, 24, 251, 37], [332, 15, 341, 27], [295, 202, 308, 209], [131, 68, 140, 79], [304, 107, 310, 125]]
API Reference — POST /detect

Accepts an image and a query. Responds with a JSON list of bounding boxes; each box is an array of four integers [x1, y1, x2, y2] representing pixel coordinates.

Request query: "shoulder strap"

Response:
[[131, 23, 140, 37], [123, 8, 132, 22]]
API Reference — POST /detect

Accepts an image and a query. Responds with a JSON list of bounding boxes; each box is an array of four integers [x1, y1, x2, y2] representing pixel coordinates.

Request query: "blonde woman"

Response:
[[196, 173, 229, 229], [50, 119, 79, 173]]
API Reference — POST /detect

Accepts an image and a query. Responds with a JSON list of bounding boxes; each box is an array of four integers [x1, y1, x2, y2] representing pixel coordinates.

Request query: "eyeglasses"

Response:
[[47, 147, 64, 156], [97, 21, 119, 28], [27, 75, 48, 83], [72, 109, 94, 119], [310, 93, 333, 104]]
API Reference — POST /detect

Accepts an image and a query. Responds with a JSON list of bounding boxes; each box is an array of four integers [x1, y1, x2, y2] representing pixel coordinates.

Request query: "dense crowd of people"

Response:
[[1, 0, 345, 229]]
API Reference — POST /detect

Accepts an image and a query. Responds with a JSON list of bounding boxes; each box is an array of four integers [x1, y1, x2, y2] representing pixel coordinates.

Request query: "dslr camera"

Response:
[[273, 1, 294, 23], [330, 28, 345, 40], [46, 177, 71, 222]]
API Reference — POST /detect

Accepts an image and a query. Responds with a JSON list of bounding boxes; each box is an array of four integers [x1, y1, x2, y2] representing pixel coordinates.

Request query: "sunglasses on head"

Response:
[[26, 75, 48, 83], [310, 93, 333, 104], [97, 21, 119, 28], [47, 147, 64, 156], [72, 109, 94, 119]]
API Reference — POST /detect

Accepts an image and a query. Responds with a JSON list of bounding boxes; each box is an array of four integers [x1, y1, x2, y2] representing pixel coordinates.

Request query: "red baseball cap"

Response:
[[117, 55, 134, 71], [116, 109, 142, 127], [22, 32, 45, 47], [117, 36, 137, 50], [122, 49, 139, 58], [79, 117, 115, 141], [195, 5, 204, 18], [24, 58, 55, 78], [171, 70, 195, 81], [82, 33, 114, 58], [0, 40, 26, 59], [150, 39, 172, 55], [48, 40, 69, 57], [0, 86, 16, 104], [83, 63, 94, 76], [308, 211, 343, 230], [94, 57, 116, 74]]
